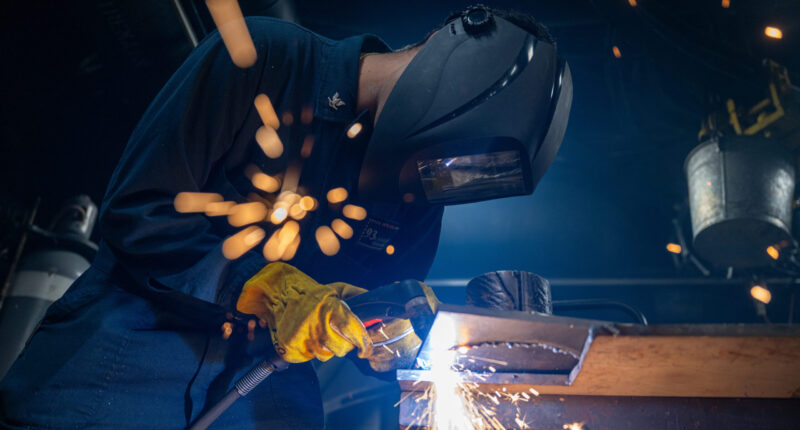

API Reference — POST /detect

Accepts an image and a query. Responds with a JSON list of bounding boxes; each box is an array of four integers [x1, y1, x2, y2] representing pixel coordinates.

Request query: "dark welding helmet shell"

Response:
[[356, 9, 573, 205]]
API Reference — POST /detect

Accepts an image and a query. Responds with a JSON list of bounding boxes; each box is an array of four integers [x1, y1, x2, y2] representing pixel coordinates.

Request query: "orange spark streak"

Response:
[[252, 172, 280, 193], [299, 196, 317, 211], [255, 126, 284, 159], [326, 187, 348, 204], [222, 226, 265, 260], [300, 135, 314, 158], [263, 229, 282, 261], [346, 122, 363, 139], [205, 0, 257, 68], [289, 204, 306, 220], [205, 201, 236, 216], [301, 106, 314, 124], [227, 202, 268, 226], [174, 192, 223, 213], [331, 218, 353, 239], [254, 94, 280, 130], [281, 234, 301, 261], [342, 204, 367, 220], [315, 226, 340, 256]]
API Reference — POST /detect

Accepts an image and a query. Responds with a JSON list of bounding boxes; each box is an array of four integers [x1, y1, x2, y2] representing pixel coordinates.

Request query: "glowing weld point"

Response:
[[563, 422, 585, 430], [721, 0, 730, 8], [612, 45, 622, 58], [343, 204, 367, 221], [327, 187, 348, 204], [346, 122, 363, 139], [385, 245, 395, 255]]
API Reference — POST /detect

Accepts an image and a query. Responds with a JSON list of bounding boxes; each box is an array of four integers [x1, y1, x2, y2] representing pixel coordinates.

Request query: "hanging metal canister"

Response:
[[685, 136, 795, 268]]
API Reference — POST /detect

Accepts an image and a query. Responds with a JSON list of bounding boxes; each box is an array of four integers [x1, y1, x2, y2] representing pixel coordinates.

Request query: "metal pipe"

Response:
[[552, 299, 648, 325], [172, 0, 199, 48]]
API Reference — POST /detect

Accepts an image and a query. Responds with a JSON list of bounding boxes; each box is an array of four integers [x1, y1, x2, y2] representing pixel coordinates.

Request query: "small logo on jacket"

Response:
[[328, 92, 346, 110]]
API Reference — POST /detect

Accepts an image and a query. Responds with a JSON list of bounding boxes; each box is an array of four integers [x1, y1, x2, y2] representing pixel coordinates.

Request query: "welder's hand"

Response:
[[366, 318, 422, 372], [236, 262, 373, 363], [366, 281, 439, 372]]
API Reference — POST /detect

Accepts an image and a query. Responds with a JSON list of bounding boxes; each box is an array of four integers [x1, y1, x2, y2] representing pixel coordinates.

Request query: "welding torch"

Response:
[[188, 280, 436, 430]]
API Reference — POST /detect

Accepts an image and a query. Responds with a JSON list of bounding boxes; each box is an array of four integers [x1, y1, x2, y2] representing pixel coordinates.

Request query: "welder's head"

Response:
[[357, 5, 572, 205]]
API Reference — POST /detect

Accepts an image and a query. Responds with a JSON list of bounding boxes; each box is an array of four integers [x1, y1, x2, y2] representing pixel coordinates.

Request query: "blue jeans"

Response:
[[0, 267, 323, 429]]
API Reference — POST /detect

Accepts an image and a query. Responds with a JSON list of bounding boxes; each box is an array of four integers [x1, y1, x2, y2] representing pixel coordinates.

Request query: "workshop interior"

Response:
[[1, 0, 799, 429]]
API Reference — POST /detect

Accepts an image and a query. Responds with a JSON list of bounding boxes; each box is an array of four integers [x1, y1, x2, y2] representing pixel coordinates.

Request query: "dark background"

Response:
[[1, 0, 799, 326]]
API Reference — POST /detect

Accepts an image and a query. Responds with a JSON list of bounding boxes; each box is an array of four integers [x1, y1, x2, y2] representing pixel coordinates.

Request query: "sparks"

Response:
[[255, 126, 284, 159], [342, 204, 367, 220], [222, 225, 265, 260], [205, 0, 257, 68], [174, 192, 223, 213], [315, 225, 340, 256]]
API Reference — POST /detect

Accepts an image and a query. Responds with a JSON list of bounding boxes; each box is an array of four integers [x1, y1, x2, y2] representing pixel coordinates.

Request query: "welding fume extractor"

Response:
[[686, 61, 799, 269]]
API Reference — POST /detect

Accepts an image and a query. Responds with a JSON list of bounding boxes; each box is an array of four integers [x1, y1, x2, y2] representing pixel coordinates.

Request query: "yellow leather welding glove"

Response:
[[236, 262, 373, 363], [366, 281, 440, 372]]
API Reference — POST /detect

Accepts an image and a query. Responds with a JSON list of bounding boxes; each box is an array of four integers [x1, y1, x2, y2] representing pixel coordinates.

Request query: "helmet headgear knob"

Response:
[[461, 5, 494, 35]]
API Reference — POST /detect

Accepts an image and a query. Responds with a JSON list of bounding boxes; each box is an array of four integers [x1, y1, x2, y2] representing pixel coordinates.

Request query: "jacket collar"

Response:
[[315, 34, 390, 123]]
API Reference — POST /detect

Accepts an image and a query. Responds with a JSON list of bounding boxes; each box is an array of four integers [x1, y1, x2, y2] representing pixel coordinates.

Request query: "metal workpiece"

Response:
[[398, 304, 800, 429], [406, 305, 602, 388], [685, 136, 795, 268], [399, 393, 800, 430]]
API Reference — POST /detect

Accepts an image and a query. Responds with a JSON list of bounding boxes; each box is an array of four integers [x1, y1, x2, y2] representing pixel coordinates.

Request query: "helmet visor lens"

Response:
[[416, 150, 526, 204]]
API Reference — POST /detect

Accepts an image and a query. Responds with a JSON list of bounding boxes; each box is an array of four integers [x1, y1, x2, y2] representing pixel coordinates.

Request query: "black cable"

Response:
[[187, 356, 288, 430], [553, 298, 649, 325], [188, 390, 241, 430]]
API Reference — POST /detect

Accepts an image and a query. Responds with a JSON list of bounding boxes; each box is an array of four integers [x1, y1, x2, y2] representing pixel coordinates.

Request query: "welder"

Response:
[[0, 5, 571, 428]]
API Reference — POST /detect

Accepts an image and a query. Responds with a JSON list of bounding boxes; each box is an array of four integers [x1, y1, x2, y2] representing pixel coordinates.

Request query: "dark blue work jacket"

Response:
[[1, 17, 442, 429], [99, 16, 443, 310]]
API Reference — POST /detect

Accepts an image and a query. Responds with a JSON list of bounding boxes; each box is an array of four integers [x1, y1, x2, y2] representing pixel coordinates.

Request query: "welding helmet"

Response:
[[357, 5, 572, 205]]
